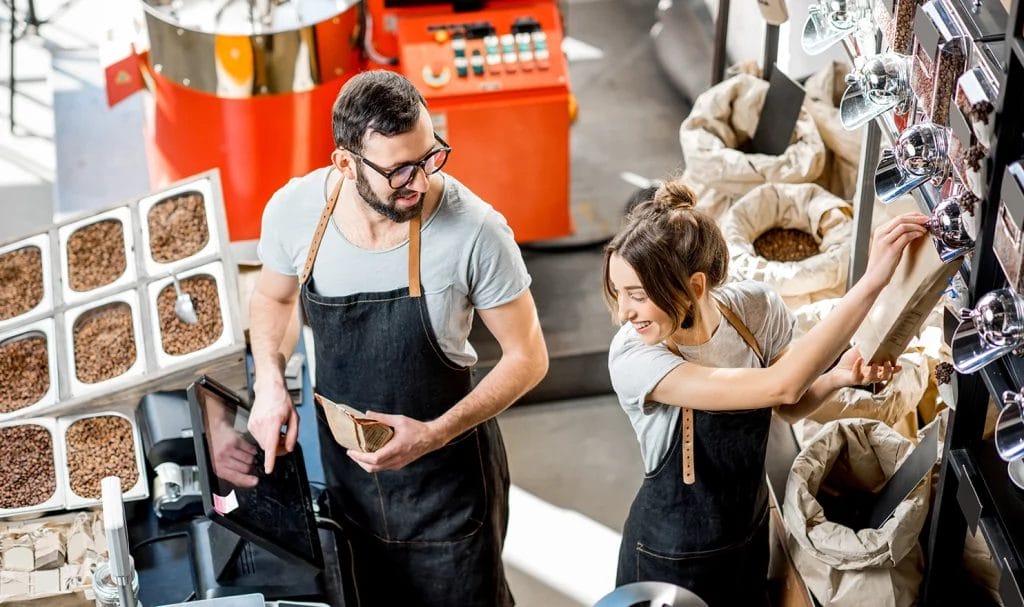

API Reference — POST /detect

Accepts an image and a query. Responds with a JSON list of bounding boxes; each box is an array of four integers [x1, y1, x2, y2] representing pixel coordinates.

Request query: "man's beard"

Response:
[[355, 165, 423, 223]]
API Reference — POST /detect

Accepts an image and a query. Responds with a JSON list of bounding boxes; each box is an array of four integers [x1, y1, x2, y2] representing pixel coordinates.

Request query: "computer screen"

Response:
[[186, 375, 323, 571]]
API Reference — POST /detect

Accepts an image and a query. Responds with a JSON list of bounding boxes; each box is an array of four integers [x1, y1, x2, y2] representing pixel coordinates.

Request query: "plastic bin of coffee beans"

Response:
[[139, 177, 220, 276], [156, 274, 224, 356], [0, 419, 64, 516], [68, 295, 143, 390], [929, 38, 966, 126], [61, 412, 145, 506], [753, 228, 820, 262], [59, 207, 137, 305], [0, 245, 44, 323], [147, 191, 210, 264], [66, 220, 126, 291], [889, 0, 918, 55], [0, 322, 59, 417], [911, 42, 935, 117], [956, 68, 997, 149]]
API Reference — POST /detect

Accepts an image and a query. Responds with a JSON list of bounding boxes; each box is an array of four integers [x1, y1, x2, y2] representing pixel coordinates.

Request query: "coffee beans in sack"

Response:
[[754, 228, 820, 262]]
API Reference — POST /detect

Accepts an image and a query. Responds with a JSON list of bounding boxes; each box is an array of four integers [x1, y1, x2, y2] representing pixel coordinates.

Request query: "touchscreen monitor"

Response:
[[186, 375, 323, 571]]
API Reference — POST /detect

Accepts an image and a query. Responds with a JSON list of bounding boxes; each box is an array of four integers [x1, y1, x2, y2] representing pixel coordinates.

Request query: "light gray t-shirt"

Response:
[[608, 281, 795, 473], [257, 168, 531, 367]]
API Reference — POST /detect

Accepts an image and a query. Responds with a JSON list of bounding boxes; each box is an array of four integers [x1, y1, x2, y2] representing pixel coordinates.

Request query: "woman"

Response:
[[605, 179, 928, 605]]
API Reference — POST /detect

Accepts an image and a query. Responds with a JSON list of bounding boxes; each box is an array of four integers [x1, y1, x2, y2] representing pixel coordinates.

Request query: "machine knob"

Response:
[[422, 62, 451, 88]]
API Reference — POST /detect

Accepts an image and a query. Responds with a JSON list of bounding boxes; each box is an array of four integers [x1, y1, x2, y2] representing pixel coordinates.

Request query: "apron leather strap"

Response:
[[716, 299, 766, 368], [299, 172, 423, 297], [300, 174, 343, 285], [408, 213, 422, 297], [671, 298, 765, 485]]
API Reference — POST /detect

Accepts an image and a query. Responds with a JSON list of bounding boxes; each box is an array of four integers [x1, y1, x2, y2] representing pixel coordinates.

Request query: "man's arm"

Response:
[[247, 267, 302, 473], [348, 290, 549, 472]]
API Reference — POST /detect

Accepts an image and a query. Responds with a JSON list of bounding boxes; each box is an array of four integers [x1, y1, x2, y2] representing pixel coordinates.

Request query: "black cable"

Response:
[[130, 531, 189, 553]]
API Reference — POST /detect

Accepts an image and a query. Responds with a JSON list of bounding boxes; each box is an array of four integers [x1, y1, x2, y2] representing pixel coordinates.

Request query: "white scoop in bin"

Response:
[[840, 54, 913, 129]]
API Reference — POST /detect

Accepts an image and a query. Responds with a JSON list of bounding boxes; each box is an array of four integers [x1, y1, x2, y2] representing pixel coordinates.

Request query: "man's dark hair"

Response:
[[332, 71, 427, 154]]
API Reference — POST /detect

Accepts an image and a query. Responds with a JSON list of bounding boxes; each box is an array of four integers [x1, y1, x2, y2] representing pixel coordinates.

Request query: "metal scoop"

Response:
[[170, 273, 198, 325]]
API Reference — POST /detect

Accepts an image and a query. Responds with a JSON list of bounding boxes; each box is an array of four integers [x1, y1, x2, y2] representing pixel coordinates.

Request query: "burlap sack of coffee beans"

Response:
[[73, 303, 136, 383], [0, 246, 43, 320], [754, 228, 820, 262], [66, 220, 126, 292], [148, 193, 210, 263], [0, 425, 57, 509], [65, 415, 139, 499], [0, 334, 49, 413], [722, 183, 853, 309], [157, 275, 224, 355]]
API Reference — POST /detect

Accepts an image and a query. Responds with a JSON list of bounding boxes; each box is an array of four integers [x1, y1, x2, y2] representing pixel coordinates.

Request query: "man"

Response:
[[247, 70, 548, 606]]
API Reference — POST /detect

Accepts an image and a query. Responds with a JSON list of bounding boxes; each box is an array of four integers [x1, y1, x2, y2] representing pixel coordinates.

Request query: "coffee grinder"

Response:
[[138, 391, 203, 519]]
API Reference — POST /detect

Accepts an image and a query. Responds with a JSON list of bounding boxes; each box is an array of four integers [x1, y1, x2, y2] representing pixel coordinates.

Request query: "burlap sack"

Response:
[[679, 73, 826, 219], [784, 420, 929, 607], [804, 61, 864, 200], [790, 298, 930, 444], [722, 183, 852, 308]]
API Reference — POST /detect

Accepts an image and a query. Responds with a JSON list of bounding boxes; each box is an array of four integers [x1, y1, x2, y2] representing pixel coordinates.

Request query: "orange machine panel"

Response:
[[395, 2, 572, 242]]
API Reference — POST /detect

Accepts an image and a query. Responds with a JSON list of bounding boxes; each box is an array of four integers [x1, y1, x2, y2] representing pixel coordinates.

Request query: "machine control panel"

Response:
[[397, 4, 568, 97]]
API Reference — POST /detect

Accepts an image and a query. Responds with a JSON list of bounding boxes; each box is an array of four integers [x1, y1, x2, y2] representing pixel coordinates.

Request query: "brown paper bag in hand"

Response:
[[314, 394, 395, 453], [854, 236, 961, 364]]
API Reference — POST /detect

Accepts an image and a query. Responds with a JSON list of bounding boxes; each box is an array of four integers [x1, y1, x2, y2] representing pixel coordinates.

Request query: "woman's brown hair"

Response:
[[602, 179, 729, 329]]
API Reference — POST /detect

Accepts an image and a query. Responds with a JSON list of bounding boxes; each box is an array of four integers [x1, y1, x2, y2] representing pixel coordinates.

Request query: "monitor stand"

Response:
[[189, 518, 324, 601]]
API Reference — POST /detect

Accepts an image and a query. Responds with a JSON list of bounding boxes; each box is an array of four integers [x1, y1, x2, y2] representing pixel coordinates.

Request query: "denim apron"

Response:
[[300, 178, 513, 606], [616, 303, 772, 607]]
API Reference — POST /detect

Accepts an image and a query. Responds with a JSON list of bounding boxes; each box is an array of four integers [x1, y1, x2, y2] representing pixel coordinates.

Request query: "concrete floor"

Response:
[[0, 0, 686, 605]]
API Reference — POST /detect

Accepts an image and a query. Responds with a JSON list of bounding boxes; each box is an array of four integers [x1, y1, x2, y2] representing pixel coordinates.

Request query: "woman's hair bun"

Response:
[[653, 180, 698, 211]]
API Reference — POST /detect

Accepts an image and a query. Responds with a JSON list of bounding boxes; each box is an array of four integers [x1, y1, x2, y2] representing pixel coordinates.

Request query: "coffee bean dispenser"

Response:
[[956, 67, 998, 147], [911, 0, 968, 125], [993, 162, 1024, 293], [952, 287, 1024, 373], [0, 170, 246, 422], [0, 417, 66, 518], [803, 0, 875, 55], [0, 319, 59, 422], [0, 233, 54, 333], [840, 53, 914, 129], [874, 121, 951, 201], [58, 410, 148, 509], [57, 206, 138, 307]]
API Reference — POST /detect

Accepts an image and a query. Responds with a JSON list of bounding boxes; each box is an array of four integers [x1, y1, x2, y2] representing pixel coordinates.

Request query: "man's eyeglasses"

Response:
[[350, 133, 451, 189]]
